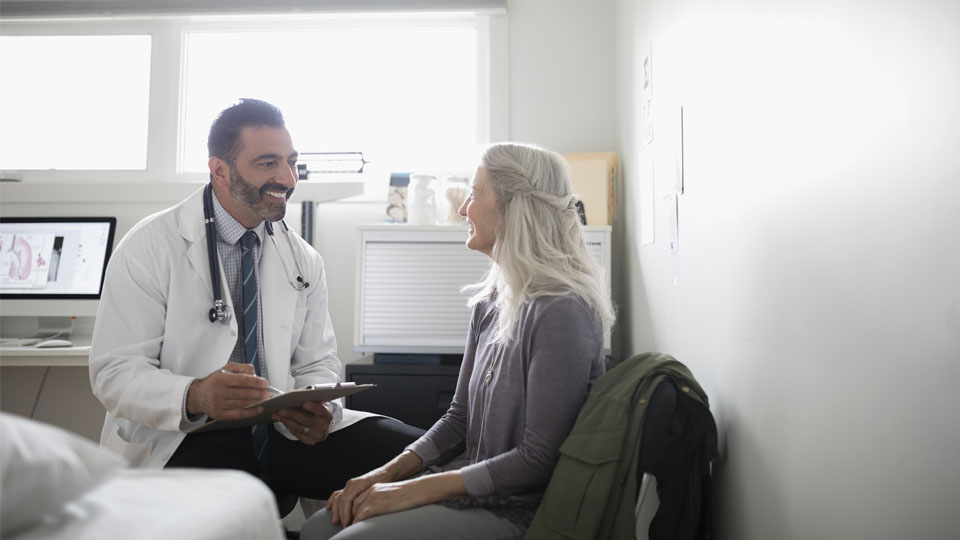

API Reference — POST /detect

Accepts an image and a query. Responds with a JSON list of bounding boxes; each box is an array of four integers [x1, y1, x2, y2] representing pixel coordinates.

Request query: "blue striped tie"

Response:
[[241, 231, 269, 465]]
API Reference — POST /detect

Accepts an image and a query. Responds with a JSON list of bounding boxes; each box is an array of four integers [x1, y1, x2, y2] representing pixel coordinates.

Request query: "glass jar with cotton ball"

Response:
[[440, 175, 469, 225]]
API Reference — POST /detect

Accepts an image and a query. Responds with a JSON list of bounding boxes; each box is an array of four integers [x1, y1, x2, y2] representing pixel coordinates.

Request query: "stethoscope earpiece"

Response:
[[270, 220, 310, 291]]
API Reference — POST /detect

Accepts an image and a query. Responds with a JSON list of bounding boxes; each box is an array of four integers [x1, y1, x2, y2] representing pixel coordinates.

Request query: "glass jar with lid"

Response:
[[407, 173, 439, 225]]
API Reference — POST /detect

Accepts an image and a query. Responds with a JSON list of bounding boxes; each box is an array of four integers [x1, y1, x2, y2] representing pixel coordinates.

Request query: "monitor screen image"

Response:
[[0, 217, 117, 299]]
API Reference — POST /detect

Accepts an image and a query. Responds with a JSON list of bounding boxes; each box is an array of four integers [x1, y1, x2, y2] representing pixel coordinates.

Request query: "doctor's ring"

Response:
[[302, 426, 311, 436]]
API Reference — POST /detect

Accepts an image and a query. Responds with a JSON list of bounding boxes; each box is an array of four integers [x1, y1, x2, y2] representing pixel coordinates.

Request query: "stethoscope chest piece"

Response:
[[208, 299, 231, 324]]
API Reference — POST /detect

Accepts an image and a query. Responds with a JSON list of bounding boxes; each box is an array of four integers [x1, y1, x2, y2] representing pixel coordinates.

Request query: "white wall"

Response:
[[507, 0, 617, 152], [614, 0, 960, 538], [311, 201, 382, 365]]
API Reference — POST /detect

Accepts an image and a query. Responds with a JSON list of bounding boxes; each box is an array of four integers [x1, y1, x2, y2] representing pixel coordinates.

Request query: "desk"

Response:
[[0, 339, 91, 367], [0, 341, 104, 442]]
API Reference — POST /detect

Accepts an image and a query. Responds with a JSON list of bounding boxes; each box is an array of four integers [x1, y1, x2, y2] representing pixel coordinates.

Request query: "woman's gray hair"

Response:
[[465, 142, 616, 343]]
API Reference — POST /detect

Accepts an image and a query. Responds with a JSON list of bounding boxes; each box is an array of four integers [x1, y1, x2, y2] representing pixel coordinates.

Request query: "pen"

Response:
[[219, 369, 284, 395]]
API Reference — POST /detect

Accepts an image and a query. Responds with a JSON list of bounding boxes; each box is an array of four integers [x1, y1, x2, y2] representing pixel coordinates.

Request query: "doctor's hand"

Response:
[[272, 400, 332, 446], [186, 363, 270, 420]]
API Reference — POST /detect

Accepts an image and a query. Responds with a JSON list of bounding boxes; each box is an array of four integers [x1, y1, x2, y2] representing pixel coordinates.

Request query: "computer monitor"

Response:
[[0, 217, 117, 315]]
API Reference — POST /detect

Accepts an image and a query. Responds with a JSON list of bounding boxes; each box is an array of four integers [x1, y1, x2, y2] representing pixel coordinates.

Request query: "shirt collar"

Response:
[[211, 187, 266, 245]]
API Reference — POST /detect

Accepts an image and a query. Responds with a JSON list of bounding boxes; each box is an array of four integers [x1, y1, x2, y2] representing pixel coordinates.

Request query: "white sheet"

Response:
[[12, 468, 284, 540]]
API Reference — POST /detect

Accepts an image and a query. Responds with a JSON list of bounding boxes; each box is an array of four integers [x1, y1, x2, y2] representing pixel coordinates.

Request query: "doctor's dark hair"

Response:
[[463, 142, 616, 344], [207, 98, 286, 167]]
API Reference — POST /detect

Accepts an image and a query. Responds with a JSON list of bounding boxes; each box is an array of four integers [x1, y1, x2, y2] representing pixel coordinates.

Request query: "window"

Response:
[[181, 21, 482, 197], [0, 12, 499, 196], [0, 35, 152, 170]]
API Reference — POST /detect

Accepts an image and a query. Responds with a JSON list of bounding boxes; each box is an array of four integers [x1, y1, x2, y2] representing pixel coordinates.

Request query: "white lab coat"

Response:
[[89, 187, 369, 468]]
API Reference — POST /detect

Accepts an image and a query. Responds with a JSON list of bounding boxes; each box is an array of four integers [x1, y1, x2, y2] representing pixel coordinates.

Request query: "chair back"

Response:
[[637, 380, 677, 483], [635, 380, 677, 540]]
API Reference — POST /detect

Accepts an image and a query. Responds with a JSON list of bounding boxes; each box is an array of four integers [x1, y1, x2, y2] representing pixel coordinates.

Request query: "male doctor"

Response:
[[89, 99, 421, 509]]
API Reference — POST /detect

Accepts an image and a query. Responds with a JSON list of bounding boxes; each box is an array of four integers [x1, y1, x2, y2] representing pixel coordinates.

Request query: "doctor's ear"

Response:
[[208, 156, 231, 187]]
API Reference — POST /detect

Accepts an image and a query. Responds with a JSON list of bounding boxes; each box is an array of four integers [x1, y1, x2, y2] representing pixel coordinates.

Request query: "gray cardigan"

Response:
[[406, 293, 605, 499]]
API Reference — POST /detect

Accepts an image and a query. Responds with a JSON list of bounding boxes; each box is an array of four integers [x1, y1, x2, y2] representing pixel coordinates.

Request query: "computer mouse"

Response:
[[35, 339, 74, 348]]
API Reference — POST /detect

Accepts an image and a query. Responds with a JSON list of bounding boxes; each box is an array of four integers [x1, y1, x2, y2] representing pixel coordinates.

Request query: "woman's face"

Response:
[[458, 166, 499, 258]]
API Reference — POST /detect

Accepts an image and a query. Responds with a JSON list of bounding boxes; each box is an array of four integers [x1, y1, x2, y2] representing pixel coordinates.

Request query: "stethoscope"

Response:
[[203, 183, 309, 324]]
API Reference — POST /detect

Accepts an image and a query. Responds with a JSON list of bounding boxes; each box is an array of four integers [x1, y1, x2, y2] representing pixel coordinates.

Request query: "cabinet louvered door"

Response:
[[355, 226, 611, 354], [356, 228, 490, 353]]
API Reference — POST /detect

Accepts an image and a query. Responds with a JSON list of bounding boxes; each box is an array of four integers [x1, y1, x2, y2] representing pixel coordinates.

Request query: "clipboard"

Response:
[[189, 383, 375, 433]]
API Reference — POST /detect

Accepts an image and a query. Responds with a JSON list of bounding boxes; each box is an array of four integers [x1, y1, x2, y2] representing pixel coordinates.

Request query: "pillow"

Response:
[[0, 413, 126, 535]]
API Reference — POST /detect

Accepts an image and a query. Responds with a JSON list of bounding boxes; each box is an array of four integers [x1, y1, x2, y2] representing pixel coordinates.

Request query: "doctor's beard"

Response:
[[228, 168, 293, 223]]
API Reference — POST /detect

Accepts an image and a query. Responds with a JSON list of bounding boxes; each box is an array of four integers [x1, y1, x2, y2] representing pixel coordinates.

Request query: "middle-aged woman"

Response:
[[301, 142, 616, 540]]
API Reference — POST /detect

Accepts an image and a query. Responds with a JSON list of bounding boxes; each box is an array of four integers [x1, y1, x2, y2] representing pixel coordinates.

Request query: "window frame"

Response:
[[1, 12, 506, 192]]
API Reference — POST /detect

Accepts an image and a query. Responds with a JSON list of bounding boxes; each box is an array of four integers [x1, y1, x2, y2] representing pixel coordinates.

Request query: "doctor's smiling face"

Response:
[[210, 125, 299, 229], [458, 166, 500, 258]]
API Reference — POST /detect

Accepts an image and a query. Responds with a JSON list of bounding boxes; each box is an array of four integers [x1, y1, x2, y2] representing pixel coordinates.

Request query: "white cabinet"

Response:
[[355, 224, 612, 354]]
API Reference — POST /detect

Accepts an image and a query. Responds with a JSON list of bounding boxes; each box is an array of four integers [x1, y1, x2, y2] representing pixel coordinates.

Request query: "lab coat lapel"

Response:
[[178, 187, 238, 336], [179, 188, 215, 304], [260, 230, 296, 384]]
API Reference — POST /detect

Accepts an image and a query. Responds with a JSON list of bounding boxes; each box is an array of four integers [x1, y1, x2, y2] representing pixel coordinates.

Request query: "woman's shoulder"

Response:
[[524, 293, 596, 325], [529, 291, 590, 310], [522, 293, 603, 358]]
